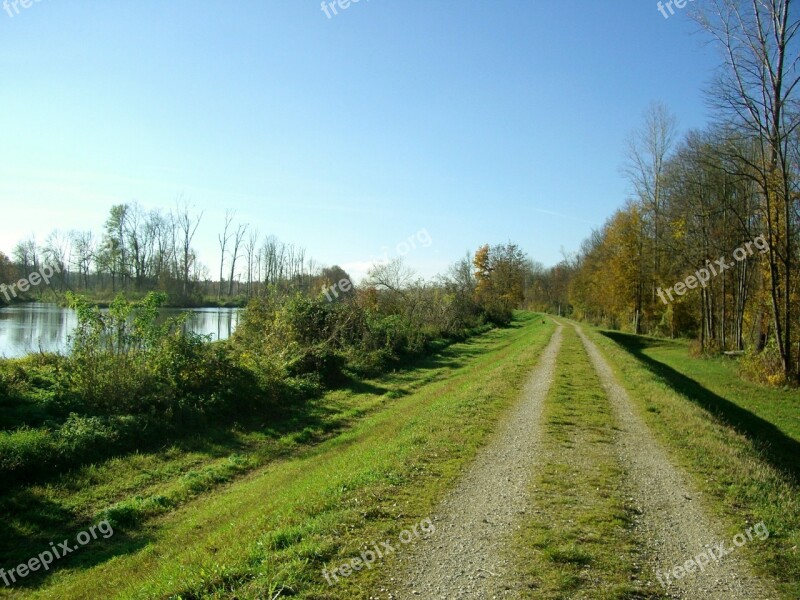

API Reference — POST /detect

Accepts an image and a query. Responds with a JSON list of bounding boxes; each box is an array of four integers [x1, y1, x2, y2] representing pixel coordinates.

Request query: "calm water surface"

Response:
[[0, 303, 241, 358]]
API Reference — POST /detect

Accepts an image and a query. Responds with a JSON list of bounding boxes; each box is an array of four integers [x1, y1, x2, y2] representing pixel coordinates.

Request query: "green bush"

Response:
[[233, 291, 471, 381], [65, 292, 177, 413], [364, 313, 429, 357], [480, 303, 513, 326], [0, 426, 51, 477], [0, 413, 155, 482], [56, 413, 119, 456], [62, 292, 264, 420], [739, 339, 790, 387], [286, 345, 347, 387]]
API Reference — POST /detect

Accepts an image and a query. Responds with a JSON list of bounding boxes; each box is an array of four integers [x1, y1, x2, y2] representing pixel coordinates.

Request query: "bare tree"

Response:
[[125, 202, 156, 290], [13, 237, 39, 277], [217, 209, 234, 299], [367, 257, 414, 298], [71, 230, 95, 290], [43, 230, 71, 291], [622, 101, 678, 312], [696, 0, 800, 378], [244, 228, 259, 297], [174, 196, 203, 296], [150, 210, 175, 288], [228, 222, 248, 296]]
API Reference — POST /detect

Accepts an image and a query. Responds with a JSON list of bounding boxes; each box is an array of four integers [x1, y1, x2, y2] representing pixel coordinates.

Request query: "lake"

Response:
[[0, 303, 241, 358]]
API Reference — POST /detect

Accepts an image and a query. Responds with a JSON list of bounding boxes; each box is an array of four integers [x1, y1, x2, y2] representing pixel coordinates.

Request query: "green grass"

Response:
[[585, 327, 800, 599], [0, 390, 393, 569], [0, 312, 554, 599], [512, 323, 653, 599]]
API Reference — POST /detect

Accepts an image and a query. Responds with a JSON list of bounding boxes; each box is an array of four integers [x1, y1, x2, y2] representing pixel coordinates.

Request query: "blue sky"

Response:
[[0, 0, 721, 281]]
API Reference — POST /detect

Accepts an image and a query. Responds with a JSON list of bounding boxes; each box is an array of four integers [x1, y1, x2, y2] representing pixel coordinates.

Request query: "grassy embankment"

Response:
[[1, 312, 554, 599], [585, 326, 800, 599], [512, 323, 654, 599]]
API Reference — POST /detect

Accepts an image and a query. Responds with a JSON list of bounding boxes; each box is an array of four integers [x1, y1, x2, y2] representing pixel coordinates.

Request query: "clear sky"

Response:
[[0, 0, 721, 281]]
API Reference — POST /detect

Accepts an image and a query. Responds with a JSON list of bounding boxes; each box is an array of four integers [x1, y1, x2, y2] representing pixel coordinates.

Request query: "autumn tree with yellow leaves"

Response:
[[473, 243, 530, 325]]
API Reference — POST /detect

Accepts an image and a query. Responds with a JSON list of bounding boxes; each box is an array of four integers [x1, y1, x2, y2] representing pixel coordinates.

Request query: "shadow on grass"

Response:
[[600, 330, 800, 484], [353, 325, 503, 380], [0, 489, 150, 590], [0, 392, 359, 565]]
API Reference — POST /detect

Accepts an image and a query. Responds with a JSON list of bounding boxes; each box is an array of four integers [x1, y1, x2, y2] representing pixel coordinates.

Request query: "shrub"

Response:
[[234, 295, 354, 386], [56, 413, 119, 456], [167, 341, 266, 420], [739, 340, 790, 386], [0, 426, 51, 478], [286, 345, 347, 387], [65, 292, 178, 413], [1, 280, 499, 484], [480, 303, 513, 326]]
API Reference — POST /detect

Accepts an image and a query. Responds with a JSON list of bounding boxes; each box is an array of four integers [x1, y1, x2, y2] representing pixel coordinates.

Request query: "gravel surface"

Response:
[[378, 320, 778, 600], [385, 323, 564, 600], [573, 322, 777, 600]]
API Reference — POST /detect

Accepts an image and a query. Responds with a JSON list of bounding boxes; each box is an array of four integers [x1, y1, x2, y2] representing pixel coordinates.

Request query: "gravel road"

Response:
[[573, 322, 776, 599], [380, 320, 777, 599], [386, 323, 563, 599]]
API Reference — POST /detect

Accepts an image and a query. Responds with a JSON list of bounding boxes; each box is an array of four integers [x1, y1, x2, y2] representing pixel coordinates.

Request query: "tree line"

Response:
[[525, 0, 800, 383], [0, 198, 335, 305]]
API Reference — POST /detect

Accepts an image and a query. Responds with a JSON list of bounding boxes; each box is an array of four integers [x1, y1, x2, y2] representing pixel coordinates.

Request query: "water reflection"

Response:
[[0, 304, 241, 358]]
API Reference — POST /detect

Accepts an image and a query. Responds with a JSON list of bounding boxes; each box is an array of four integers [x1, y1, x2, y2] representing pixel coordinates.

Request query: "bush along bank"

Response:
[[0, 283, 498, 486]]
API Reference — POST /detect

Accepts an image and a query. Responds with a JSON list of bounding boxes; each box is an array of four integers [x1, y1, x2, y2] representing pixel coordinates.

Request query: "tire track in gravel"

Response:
[[386, 322, 563, 600], [572, 321, 777, 600]]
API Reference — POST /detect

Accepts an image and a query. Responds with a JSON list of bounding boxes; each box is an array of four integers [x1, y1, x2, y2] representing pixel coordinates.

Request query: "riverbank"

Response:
[[0, 302, 240, 358], [0, 290, 248, 310]]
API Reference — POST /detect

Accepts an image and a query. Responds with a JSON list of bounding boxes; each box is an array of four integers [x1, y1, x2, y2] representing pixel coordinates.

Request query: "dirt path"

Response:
[[572, 322, 776, 599], [386, 323, 563, 599]]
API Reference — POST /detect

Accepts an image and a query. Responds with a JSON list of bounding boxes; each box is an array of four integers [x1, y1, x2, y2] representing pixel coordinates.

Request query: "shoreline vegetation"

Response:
[[0, 290, 248, 309], [0, 237, 528, 488], [0, 313, 556, 598], [0, 259, 528, 589]]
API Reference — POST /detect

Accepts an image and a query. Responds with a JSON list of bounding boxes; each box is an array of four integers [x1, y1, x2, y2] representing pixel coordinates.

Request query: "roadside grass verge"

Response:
[[513, 323, 653, 599], [586, 327, 799, 599], [1, 312, 554, 599]]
